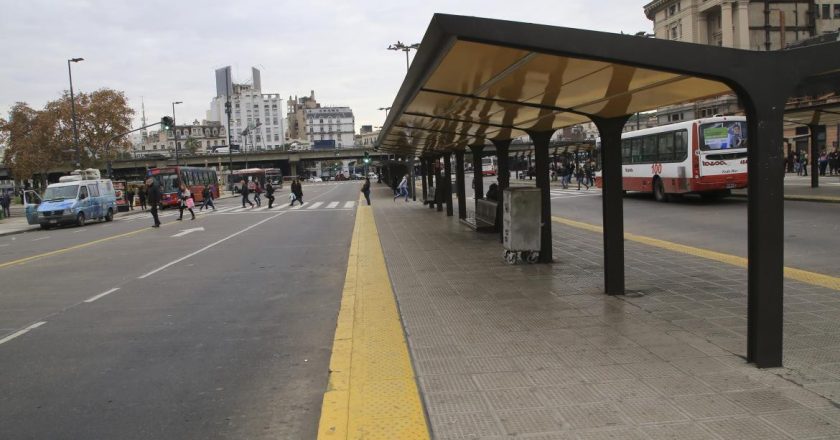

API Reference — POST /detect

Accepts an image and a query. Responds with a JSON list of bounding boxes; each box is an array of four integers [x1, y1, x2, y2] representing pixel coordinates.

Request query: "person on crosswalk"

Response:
[[253, 181, 262, 207], [575, 163, 589, 190], [199, 185, 216, 211], [241, 181, 254, 208], [177, 184, 196, 221], [266, 182, 275, 209], [146, 178, 161, 228], [290, 179, 304, 206]]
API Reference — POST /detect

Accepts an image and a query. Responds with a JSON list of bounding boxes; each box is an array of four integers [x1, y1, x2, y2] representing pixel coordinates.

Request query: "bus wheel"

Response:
[[76, 212, 86, 227], [105, 209, 114, 222], [653, 177, 669, 202]]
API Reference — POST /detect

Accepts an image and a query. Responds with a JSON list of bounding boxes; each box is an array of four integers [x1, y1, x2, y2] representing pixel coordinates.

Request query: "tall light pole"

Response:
[[67, 57, 84, 169], [387, 41, 420, 72], [378, 107, 391, 118], [172, 101, 182, 166]]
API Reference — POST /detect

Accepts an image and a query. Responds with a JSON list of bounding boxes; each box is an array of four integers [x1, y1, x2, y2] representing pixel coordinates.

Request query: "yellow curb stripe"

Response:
[[552, 216, 840, 291], [318, 200, 430, 439]]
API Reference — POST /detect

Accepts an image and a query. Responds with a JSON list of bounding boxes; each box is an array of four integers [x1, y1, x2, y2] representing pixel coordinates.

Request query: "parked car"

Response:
[[307, 176, 323, 183]]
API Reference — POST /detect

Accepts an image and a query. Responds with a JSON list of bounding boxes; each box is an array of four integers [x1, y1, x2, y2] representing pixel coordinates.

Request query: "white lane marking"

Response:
[[84, 288, 120, 303], [233, 208, 249, 212], [216, 207, 237, 213], [344, 201, 356, 208], [307, 202, 324, 209], [326, 201, 339, 209], [0, 244, 9, 248], [32, 236, 51, 241], [254, 207, 268, 211], [73, 229, 87, 234], [172, 227, 205, 238], [138, 212, 285, 279], [0, 321, 46, 346]]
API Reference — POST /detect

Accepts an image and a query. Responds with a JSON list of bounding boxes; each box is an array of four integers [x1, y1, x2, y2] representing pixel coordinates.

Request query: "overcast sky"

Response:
[[1, 0, 652, 134]]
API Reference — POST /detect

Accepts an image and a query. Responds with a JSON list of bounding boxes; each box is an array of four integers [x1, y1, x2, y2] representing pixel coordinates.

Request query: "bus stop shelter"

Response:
[[377, 14, 840, 368]]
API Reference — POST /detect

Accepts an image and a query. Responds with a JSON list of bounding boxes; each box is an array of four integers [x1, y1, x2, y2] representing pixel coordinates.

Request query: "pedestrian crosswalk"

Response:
[[549, 187, 601, 199], [116, 200, 357, 222]]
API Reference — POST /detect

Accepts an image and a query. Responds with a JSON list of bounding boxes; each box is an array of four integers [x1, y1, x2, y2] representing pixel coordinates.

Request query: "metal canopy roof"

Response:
[[379, 14, 840, 155]]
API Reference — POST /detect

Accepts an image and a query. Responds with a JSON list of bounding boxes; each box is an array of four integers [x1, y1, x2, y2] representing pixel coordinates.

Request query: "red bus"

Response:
[[147, 166, 219, 208]]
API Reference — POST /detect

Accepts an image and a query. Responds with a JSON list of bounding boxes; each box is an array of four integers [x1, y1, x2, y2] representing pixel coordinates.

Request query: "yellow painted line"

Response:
[[552, 215, 840, 292], [318, 198, 430, 439], [0, 220, 177, 270]]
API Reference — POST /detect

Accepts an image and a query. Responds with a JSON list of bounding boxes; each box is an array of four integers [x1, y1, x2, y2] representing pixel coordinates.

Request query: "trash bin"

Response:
[[502, 187, 541, 264]]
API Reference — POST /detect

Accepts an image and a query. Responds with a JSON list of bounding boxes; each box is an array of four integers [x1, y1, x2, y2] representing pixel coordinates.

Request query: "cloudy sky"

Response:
[[1, 0, 652, 133]]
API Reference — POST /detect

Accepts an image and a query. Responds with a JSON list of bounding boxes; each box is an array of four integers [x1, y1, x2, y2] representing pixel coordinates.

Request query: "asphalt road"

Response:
[[0, 181, 362, 439], [469, 174, 840, 275]]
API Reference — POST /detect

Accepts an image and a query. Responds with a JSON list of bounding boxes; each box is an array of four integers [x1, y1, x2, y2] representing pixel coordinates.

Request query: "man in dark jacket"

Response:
[[241, 182, 254, 208], [147, 178, 162, 228]]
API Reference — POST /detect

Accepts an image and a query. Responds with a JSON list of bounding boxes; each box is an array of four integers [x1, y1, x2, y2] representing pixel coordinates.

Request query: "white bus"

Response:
[[481, 156, 497, 176], [596, 116, 748, 201]]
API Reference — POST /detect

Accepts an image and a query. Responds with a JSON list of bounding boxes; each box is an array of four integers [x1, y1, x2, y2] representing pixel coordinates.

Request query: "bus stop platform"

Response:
[[366, 185, 840, 439]]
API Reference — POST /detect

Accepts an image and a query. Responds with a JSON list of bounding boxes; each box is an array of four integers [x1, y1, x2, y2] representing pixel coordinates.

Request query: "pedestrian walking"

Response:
[[575, 163, 589, 190], [177, 184, 196, 221], [199, 185, 216, 211], [290, 179, 304, 206], [559, 162, 568, 189], [801, 152, 809, 176], [0, 190, 10, 218], [394, 174, 409, 202], [241, 181, 254, 208], [137, 186, 147, 211], [819, 150, 829, 176], [126, 186, 135, 210], [829, 150, 839, 176], [253, 181, 262, 207], [265, 182, 275, 208], [361, 178, 371, 205], [147, 178, 161, 228]]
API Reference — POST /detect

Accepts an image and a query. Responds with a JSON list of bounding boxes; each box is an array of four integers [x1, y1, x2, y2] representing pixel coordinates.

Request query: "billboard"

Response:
[[313, 140, 336, 150]]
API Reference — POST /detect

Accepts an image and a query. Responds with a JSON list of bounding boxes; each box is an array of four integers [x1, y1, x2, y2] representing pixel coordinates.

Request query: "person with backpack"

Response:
[[199, 185, 216, 211], [265, 181, 276, 209]]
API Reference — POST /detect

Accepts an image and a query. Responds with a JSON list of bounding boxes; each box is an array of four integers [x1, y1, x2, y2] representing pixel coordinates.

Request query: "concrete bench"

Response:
[[474, 199, 498, 231]]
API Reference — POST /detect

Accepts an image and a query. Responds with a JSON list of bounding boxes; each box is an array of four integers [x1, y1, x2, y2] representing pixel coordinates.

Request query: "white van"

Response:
[[25, 175, 118, 229]]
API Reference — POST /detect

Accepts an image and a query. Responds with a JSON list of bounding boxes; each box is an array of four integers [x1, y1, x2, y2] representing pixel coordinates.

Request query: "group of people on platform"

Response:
[[789, 150, 840, 177]]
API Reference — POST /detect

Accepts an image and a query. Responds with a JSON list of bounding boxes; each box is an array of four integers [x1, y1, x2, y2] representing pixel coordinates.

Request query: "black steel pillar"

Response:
[[528, 131, 554, 264], [743, 92, 787, 368], [469, 145, 484, 199], [809, 124, 820, 188], [428, 158, 437, 210], [492, 139, 512, 242], [420, 158, 428, 202], [455, 151, 467, 219], [592, 116, 631, 295], [443, 153, 454, 216]]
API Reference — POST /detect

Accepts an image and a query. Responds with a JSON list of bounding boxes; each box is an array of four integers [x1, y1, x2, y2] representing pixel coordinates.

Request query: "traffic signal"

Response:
[[363, 151, 371, 164], [161, 116, 174, 130]]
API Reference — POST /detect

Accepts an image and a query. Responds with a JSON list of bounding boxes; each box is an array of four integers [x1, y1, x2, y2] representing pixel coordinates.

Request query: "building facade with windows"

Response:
[[207, 66, 286, 152], [286, 91, 356, 149], [135, 120, 228, 157]]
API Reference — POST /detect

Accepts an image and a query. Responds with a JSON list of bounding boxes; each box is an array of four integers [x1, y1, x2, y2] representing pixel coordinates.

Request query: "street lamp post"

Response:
[[378, 107, 391, 118], [172, 101, 182, 166], [387, 41, 420, 72], [67, 57, 84, 169]]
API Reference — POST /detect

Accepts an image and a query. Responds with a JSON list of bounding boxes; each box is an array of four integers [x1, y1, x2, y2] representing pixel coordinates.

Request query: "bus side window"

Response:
[[658, 133, 675, 162], [642, 136, 658, 162], [675, 130, 688, 160], [631, 138, 643, 164], [621, 140, 631, 165]]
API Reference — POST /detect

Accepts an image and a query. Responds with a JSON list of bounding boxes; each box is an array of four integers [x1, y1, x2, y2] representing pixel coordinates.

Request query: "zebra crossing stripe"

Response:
[[344, 201, 355, 208], [326, 202, 339, 209], [307, 202, 323, 209]]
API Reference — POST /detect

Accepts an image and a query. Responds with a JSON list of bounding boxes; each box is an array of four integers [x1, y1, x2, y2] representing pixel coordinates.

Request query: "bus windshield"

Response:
[[699, 121, 748, 151], [43, 185, 79, 201], [151, 173, 179, 193]]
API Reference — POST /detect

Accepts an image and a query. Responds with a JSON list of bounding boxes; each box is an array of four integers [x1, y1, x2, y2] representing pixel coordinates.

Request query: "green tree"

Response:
[[184, 136, 200, 155], [0, 103, 65, 188]]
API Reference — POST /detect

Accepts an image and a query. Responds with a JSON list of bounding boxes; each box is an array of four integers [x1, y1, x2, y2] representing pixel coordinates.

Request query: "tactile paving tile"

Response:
[[590, 380, 660, 401], [762, 409, 840, 438], [430, 412, 505, 439], [622, 361, 685, 378], [701, 417, 790, 440], [615, 398, 689, 424], [472, 371, 534, 390], [668, 356, 733, 375], [483, 388, 544, 411], [641, 422, 719, 440], [574, 427, 649, 440], [496, 408, 565, 436], [697, 370, 765, 392], [642, 375, 716, 397], [724, 389, 805, 414], [424, 392, 489, 415], [672, 394, 749, 419], [554, 402, 627, 430], [575, 365, 636, 383], [524, 369, 586, 386], [421, 374, 478, 393]]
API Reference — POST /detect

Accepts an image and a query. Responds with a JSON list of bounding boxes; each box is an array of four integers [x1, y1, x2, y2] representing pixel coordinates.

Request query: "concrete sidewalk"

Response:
[[370, 186, 840, 439]]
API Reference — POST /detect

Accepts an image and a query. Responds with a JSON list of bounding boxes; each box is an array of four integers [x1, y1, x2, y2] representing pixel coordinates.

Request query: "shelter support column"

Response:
[[420, 158, 428, 202], [443, 153, 454, 216], [492, 139, 512, 242], [428, 158, 437, 210], [435, 157, 444, 212], [592, 116, 631, 295], [527, 131, 554, 264], [743, 91, 788, 368], [455, 151, 467, 220], [810, 124, 819, 188], [469, 146, 484, 200]]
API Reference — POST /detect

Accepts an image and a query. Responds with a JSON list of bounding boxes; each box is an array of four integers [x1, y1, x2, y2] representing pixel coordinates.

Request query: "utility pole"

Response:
[[67, 57, 84, 169], [172, 101, 182, 166]]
